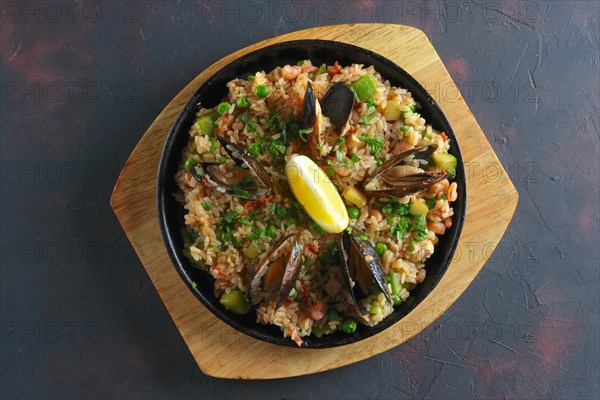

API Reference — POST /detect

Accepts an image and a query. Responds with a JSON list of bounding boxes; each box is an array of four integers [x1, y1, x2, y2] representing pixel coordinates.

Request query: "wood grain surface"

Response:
[[110, 24, 518, 379]]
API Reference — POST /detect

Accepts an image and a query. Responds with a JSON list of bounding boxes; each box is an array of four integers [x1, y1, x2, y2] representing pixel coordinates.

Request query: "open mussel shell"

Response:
[[215, 136, 272, 194], [363, 144, 446, 198], [320, 82, 354, 136], [251, 234, 303, 311], [302, 82, 325, 159], [193, 161, 269, 200], [338, 230, 391, 315]]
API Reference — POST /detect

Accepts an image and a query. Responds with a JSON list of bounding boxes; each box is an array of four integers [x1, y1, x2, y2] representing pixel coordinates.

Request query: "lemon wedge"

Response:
[[285, 155, 349, 233]]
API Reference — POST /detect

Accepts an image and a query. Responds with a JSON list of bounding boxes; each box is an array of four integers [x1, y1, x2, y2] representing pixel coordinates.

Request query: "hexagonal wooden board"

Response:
[[110, 24, 518, 379]]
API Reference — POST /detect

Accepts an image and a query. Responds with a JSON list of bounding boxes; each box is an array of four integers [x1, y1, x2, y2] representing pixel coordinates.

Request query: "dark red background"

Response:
[[1, 1, 599, 398]]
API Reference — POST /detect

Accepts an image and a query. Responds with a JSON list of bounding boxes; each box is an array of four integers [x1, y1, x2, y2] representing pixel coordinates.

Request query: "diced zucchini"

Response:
[[219, 290, 250, 314], [195, 113, 217, 136], [433, 152, 457, 179], [316, 63, 327, 75], [351, 73, 378, 102], [409, 201, 429, 216], [382, 99, 402, 121], [342, 186, 368, 208]]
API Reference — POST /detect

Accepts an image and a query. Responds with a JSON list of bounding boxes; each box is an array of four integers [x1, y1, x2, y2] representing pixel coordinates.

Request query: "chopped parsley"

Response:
[[269, 203, 287, 219], [298, 128, 312, 142], [382, 202, 410, 217], [360, 134, 385, 155], [410, 214, 429, 243], [248, 143, 260, 157], [362, 99, 377, 124], [441, 193, 448, 200], [240, 113, 258, 133], [326, 159, 336, 177], [390, 216, 410, 240], [426, 197, 437, 209]]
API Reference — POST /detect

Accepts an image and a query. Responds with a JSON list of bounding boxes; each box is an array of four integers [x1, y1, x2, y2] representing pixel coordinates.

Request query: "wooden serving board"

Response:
[[111, 24, 518, 379]]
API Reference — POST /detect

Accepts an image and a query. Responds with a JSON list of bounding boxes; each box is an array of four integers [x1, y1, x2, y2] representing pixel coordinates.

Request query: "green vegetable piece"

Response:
[[246, 74, 254, 81], [217, 102, 230, 115], [393, 295, 403, 306], [284, 217, 297, 227], [401, 110, 413, 119], [432, 152, 457, 179], [265, 224, 278, 238], [248, 143, 260, 157], [426, 197, 437, 209], [351, 73, 378, 102], [316, 63, 327, 75], [255, 84, 269, 98], [401, 125, 411, 133], [409, 105, 416, 112], [219, 290, 250, 314], [296, 60, 305, 66], [347, 205, 360, 220], [201, 200, 212, 211], [327, 309, 341, 322], [342, 319, 358, 334], [184, 157, 196, 171], [195, 114, 217, 136], [369, 304, 383, 315], [312, 326, 326, 337], [409, 201, 429, 216], [288, 288, 298, 300], [235, 96, 249, 108], [389, 272, 401, 295], [375, 242, 388, 257]]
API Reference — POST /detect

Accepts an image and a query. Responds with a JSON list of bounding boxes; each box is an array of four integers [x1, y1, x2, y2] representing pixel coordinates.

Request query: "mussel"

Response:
[[250, 234, 303, 310], [302, 82, 325, 159], [192, 136, 272, 199], [362, 145, 446, 198], [338, 230, 392, 315], [303, 81, 355, 159], [320, 82, 354, 136]]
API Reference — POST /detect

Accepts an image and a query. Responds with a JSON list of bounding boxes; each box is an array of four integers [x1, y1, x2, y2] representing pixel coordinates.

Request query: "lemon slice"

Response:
[[285, 155, 349, 233]]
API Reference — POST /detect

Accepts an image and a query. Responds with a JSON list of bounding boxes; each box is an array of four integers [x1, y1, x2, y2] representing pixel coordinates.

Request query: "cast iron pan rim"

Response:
[[157, 39, 467, 348]]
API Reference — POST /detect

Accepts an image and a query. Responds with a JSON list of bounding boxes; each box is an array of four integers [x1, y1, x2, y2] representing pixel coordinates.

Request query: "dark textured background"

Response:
[[1, 1, 599, 399]]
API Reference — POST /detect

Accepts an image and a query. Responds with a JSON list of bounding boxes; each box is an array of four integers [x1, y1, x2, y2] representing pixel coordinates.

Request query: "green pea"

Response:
[[342, 319, 357, 334], [217, 102, 230, 115], [246, 74, 254, 81], [184, 157, 196, 171], [375, 242, 388, 257], [347, 205, 360, 219], [265, 224, 278, 238], [255, 85, 269, 98], [235, 96, 249, 108]]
